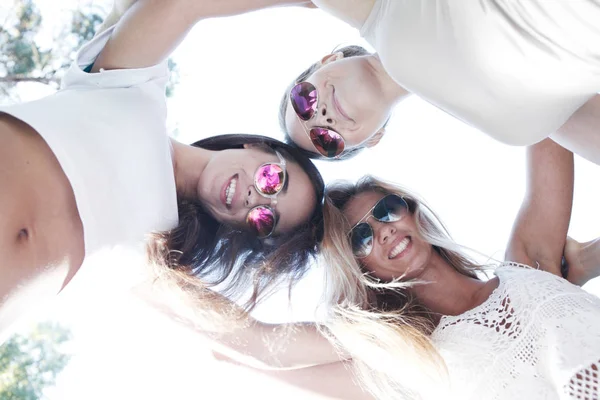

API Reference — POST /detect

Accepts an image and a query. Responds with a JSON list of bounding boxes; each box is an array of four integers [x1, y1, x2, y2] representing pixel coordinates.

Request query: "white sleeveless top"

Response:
[[361, 0, 600, 153], [431, 263, 600, 400], [0, 26, 179, 255]]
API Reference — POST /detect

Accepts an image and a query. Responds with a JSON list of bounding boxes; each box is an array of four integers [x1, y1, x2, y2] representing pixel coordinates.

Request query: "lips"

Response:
[[333, 87, 352, 121], [388, 236, 411, 259]]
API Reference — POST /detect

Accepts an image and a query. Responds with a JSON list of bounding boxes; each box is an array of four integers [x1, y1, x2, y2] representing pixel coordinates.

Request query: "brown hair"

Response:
[[147, 134, 325, 313]]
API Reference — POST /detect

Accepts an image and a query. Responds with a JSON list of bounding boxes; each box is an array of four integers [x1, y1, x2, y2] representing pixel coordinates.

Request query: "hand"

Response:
[[563, 236, 600, 286]]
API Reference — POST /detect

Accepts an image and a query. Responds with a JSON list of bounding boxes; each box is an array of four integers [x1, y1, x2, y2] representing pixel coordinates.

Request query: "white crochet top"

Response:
[[431, 263, 600, 400]]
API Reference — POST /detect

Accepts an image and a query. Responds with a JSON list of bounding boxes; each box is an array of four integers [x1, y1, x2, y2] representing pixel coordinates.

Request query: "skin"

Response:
[[0, 114, 84, 334], [343, 190, 498, 317], [0, 0, 318, 338], [215, 140, 581, 375], [171, 142, 316, 235], [564, 236, 600, 286], [342, 139, 576, 316], [284, 52, 409, 156], [292, 0, 600, 165], [211, 140, 581, 398]]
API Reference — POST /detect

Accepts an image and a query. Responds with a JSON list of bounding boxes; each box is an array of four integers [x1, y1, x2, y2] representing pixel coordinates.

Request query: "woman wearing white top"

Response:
[[280, 0, 600, 165], [0, 0, 330, 348], [318, 138, 600, 399], [212, 138, 600, 399]]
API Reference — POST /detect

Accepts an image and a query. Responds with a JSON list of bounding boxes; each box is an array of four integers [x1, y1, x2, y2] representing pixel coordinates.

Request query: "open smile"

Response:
[[388, 236, 412, 259], [221, 174, 239, 210]]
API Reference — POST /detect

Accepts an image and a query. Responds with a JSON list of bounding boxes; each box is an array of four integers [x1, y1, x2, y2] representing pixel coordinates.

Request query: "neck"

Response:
[[171, 139, 211, 200], [366, 54, 411, 106], [410, 251, 497, 318]]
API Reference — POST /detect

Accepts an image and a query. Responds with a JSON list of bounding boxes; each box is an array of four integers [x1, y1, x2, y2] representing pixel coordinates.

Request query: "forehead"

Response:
[[343, 191, 385, 227], [274, 157, 317, 233]]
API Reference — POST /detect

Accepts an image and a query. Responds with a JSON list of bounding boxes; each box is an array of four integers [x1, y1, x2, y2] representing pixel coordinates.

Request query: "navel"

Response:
[[17, 228, 29, 241]]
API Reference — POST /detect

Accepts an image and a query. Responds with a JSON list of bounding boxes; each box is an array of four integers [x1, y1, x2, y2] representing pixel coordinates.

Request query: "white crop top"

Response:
[[0, 26, 179, 254]]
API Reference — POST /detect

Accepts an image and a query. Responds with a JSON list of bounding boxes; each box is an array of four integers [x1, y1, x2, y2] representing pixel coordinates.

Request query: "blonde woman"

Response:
[[318, 138, 600, 399], [212, 139, 599, 399]]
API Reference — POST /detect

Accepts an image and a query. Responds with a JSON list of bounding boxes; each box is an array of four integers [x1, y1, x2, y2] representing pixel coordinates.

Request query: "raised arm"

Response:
[[91, 0, 315, 72], [206, 319, 346, 371], [133, 278, 346, 371], [505, 138, 574, 275]]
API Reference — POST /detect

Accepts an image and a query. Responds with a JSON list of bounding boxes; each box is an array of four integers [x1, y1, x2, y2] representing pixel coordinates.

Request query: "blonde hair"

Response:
[[143, 232, 249, 334], [321, 176, 487, 399]]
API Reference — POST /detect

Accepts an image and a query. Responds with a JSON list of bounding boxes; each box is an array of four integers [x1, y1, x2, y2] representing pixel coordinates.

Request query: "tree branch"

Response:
[[0, 76, 55, 84]]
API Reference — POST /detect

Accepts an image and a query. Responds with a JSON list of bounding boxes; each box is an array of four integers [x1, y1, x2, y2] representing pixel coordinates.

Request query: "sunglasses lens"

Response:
[[310, 128, 345, 158], [351, 223, 374, 258], [255, 163, 285, 195], [373, 195, 408, 222], [247, 206, 276, 238], [290, 82, 318, 121]]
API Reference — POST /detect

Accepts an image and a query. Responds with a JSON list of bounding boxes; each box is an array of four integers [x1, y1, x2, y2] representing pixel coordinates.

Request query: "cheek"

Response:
[[361, 255, 394, 281]]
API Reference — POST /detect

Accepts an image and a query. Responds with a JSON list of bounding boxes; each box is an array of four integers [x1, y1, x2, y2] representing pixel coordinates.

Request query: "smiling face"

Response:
[[196, 145, 317, 236], [343, 191, 433, 282], [285, 53, 395, 157]]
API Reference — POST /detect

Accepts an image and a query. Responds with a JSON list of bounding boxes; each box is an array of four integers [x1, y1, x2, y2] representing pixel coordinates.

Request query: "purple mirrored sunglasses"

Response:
[[290, 82, 346, 158]]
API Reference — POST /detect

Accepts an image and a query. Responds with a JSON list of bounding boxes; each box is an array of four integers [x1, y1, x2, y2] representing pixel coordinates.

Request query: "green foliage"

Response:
[[0, 0, 179, 100], [0, 322, 72, 400]]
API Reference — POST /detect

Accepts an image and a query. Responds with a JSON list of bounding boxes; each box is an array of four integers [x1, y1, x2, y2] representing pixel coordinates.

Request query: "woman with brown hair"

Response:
[[0, 0, 325, 341]]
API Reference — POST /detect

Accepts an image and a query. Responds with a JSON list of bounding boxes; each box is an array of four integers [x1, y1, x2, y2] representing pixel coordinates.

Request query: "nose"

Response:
[[244, 185, 271, 209], [375, 222, 396, 246], [315, 103, 335, 126]]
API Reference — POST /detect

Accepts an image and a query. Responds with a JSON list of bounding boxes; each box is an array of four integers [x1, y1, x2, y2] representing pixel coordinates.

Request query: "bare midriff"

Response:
[[0, 113, 84, 311]]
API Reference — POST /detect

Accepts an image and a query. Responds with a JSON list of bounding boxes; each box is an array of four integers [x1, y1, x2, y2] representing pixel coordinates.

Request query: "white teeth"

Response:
[[225, 178, 237, 205], [389, 237, 410, 259]]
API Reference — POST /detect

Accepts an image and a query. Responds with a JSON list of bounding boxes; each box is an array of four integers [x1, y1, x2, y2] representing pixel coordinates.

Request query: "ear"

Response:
[[364, 129, 385, 148], [317, 51, 344, 67]]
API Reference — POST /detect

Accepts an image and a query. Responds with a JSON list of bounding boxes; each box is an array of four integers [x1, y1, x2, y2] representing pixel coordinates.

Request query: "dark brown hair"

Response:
[[148, 134, 325, 310], [278, 45, 390, 161]]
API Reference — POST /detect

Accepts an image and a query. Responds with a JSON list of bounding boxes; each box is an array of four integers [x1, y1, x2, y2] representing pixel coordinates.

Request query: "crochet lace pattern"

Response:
[[431, 263, 600, 400]]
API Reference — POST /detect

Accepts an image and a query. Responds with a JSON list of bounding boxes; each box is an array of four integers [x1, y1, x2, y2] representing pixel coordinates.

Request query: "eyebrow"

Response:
[[350, 202, 378, 231]]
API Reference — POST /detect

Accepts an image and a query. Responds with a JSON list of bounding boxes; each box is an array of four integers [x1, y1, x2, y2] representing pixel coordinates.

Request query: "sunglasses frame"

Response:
[[246, 150, 287, 238], [290, 82, 346, 159], [349, 194, 410, 259]]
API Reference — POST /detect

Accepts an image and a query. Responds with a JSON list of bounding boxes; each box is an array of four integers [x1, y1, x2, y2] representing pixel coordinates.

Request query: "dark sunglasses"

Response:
[[290, 82, 346, 158], [349, 194, 409, 258], [246, 151, 287, 238]]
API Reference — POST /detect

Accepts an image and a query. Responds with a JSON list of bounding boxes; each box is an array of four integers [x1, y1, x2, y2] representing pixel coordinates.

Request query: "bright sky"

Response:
[[3, 0, 600, 399]]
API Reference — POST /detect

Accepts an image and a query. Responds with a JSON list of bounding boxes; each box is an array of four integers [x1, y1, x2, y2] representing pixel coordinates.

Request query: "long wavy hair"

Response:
[[278, 45, 390, 161], [321, 176, 485, 399], [146, 134, 325, 323]]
